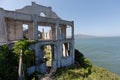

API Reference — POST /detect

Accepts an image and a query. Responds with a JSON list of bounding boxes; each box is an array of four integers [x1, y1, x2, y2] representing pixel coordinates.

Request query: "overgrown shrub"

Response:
[[53, 49, 120, 80], [12, 40, 35, 79], [75, 49, 92, 68], [0, 45, 18, 80], [0, 40, 35, 80], [12, 40, 35, 67]]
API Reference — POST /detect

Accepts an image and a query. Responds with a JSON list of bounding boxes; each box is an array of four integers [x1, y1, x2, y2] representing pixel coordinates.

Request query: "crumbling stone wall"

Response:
[[16, 2, 60, 19], [0, 2, 74, 74]]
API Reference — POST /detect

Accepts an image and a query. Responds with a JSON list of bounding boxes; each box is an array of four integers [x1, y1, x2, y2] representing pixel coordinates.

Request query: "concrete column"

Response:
[[55, 19, 60, 40], [61, 26, 66, 39], [34, 43, 40, 72], [34, 43, 46, 73], [0, 9, 6, 42], [51, 45, 58, 70], [51, 26, 56, 39], [42, 28, 44, 39], [32, 15, 38, 41], [34, 43, 39, 66], [28, 23, 34, 40], [51, 45, 54, 60], [72, 21, 74, 39], [70, 41, 74, 64], [71, 21, 74, 64], [15, 21, 23, 40], [56, 42, 62, 68], [51, 45, 57, 60]]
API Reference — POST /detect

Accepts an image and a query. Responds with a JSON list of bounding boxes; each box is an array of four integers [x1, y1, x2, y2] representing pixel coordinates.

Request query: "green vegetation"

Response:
[[41, 45, 51, 61], [13, 40, 35, 67], [0, 40, 120, 80], [53, 49, 120, 80], [0, 45, 17, 80], [53, 65, 120, 80], [0, 40, 35, 80], [42, 45, 51, 66]]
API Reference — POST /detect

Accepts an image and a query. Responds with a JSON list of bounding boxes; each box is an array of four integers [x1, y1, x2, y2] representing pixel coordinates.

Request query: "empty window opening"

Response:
[[23, 24, 29, 39], [23, 24, 28, 31], [40, 44, 55, 70], [38, 26, 52, 40], [66, 25, 72, 38], [62, 43, 70, 57], [59, 26, 66, 39], [40, 12, 46, 17]]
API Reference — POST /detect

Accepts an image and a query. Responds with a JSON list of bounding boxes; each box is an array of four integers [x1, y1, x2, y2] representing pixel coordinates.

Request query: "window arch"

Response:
[[40, 12, 46, 17]]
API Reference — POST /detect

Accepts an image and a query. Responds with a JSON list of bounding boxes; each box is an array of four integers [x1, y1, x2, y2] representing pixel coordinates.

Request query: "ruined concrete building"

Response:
[[0, 2, 74, 74]]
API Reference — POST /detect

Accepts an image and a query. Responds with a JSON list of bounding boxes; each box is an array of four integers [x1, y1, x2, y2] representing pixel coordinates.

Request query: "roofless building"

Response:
[[0, 2, 74, 74]]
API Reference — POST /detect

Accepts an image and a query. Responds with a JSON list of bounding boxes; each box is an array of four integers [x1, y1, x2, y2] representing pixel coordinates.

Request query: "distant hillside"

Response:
[[75, 34, 97, 38]]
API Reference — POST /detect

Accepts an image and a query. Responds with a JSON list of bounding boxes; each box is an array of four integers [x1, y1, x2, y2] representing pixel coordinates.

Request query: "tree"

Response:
[[12, 40, 35, 79]]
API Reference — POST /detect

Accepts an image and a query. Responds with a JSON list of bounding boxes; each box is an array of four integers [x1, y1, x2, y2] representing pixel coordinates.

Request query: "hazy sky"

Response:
[[0, 0, 120, 36]]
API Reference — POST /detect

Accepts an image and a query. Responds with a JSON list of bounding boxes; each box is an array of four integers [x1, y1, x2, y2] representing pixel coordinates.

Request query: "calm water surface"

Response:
[[75, 37, 120, 76]]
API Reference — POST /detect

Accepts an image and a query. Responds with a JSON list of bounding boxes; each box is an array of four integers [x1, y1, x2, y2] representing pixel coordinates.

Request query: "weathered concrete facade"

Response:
[[0, 2, 74, 74]]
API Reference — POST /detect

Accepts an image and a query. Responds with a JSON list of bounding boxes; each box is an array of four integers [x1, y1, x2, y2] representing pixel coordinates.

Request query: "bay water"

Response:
[[75, 37, 120, 76]]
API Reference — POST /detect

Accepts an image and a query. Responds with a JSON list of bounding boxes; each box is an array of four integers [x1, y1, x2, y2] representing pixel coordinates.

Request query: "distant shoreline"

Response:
[[74, 34, 120, 39]]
